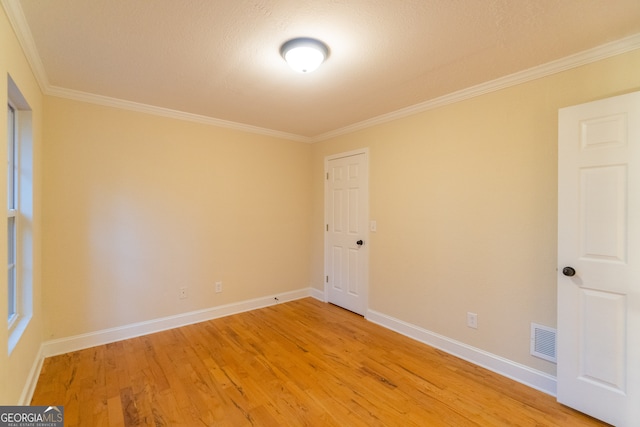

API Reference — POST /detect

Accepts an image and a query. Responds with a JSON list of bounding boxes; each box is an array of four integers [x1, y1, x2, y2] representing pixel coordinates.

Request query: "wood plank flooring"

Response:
[[31, 298, 607, 426]]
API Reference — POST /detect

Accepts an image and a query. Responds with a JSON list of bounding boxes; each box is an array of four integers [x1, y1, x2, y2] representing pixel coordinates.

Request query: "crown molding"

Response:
[[311, 32, 640, 143], [1, 0, 311, 143], [3, 0, 639, 144], [45, 86, 313, 143], [1, 0, 49, 91]]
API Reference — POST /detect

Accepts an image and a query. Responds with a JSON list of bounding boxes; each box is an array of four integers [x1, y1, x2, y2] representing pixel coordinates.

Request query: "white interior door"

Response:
[[325, 150, 368, 315], [557, 91, 640, 426]]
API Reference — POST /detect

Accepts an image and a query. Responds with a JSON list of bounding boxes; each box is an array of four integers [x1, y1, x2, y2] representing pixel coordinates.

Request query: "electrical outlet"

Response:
[[179, 287, 188, 299], [215, 281, 222, 293], [467, 312, 478, 329]]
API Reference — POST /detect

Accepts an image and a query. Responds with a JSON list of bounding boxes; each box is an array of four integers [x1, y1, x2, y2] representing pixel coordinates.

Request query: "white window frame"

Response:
[[7, 75, 33, 354], [7, 101, 18, 329]]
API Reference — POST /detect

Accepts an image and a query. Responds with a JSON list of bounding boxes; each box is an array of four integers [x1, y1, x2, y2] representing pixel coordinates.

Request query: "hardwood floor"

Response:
[[31, 298, 607, 426]]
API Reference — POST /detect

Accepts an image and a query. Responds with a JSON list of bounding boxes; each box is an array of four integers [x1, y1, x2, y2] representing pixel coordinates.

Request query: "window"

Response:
[[7, 75, 33, 353], [7, 102, 17, 325]]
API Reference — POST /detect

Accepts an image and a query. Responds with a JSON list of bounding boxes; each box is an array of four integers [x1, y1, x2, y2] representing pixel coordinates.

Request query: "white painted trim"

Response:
[[1, 0, 309, 143], [22, 289, 555, 404], [313, 33, 640, 142], [41, 288, 312, 358], [45, 86, 313, 143], [47, 32, 640, 143], [325, 148, 370, 161], [18, 345, 45, 405], [309, 286, 325, 301], [0, 0, 50, 91], [366, 309, 557, 396], [19, 288, 321, 405], [2, 0, 638, 144]]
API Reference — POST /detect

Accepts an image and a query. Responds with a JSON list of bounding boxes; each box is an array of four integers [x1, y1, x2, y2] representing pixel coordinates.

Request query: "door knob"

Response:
[[356, 240, 364, 246], [562, 266, 576, 277]]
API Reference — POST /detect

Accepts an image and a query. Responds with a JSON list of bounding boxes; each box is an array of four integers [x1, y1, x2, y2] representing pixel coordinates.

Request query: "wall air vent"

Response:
[[530, 323, 557, 363]]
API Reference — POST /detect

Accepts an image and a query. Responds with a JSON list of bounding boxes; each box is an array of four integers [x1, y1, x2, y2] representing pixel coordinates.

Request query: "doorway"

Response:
[[324, 149, 369, 315]]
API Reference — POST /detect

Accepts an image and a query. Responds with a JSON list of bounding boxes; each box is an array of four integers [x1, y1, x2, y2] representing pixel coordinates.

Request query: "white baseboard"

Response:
[[41, 287, 312, 358], [21, 288, 314, 405], [309, 286, 325, 301], [19, 345, 45, 405], [25, 288, 556, 405], [366, 309, 557, 396]]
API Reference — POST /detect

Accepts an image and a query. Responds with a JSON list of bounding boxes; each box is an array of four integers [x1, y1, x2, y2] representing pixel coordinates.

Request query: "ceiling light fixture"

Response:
[[280, 37, 329, 73]]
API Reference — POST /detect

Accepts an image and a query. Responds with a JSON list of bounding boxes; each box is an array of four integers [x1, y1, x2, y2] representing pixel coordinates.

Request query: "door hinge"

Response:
[[326, 172, 329, 180], [326, 224, 329, 231], [326, 276, 329, 283]]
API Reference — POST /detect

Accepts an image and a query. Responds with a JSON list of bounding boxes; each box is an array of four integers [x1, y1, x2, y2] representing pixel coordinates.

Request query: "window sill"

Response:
[[8, 314, 31, 355]]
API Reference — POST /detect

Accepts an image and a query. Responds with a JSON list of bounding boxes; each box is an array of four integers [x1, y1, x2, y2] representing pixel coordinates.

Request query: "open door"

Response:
[[557, 91, 640, 426]]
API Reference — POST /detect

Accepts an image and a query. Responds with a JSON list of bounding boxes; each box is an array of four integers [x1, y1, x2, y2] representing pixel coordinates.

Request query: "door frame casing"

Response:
[[323, 148, 370, 313]]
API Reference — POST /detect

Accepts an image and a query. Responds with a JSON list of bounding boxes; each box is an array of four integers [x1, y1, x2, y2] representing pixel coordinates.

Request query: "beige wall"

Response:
[[3, 0, 640, 400], [0, 8, 43, 404], [42, 97, 312, 339], [311, 49, 640, 375]]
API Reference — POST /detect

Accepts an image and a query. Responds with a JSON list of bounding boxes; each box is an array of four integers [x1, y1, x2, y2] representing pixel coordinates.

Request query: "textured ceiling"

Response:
[[7, 0, 640, 139]]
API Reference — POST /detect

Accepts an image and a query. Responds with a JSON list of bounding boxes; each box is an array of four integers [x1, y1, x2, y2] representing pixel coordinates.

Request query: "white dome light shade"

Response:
[[280, 38, 329, 73]]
